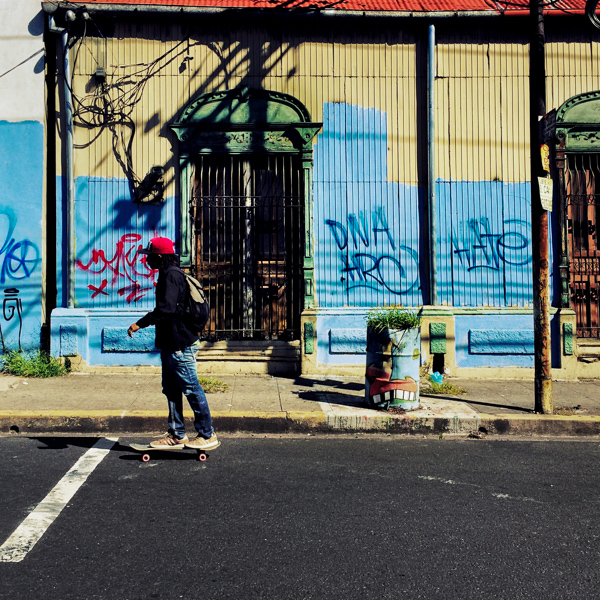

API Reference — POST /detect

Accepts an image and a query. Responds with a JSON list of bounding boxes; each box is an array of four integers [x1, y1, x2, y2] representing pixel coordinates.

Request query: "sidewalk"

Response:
[[1, 372, 600, 437]]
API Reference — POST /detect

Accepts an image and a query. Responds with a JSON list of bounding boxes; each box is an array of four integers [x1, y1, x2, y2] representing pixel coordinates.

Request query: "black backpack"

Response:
[[180, 271, 210, 333]]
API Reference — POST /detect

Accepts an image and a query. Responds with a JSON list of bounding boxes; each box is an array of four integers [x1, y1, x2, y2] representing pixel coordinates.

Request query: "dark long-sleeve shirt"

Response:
[[136, 264, 198, 351]]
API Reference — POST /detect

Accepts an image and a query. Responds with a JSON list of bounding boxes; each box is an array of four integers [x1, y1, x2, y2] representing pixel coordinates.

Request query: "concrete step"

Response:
[[577, 339, 600, 362], [198, 340, 300, 357], [197, 340, 300, 374]]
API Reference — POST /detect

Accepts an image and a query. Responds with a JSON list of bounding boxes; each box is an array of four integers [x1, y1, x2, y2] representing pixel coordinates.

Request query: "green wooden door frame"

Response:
[[170, 87, 321, 309], [555, 90, 600, 311]]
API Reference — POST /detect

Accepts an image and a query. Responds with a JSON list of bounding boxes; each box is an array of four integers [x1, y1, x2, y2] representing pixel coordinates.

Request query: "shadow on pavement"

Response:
[[292, 376, 364, 391]]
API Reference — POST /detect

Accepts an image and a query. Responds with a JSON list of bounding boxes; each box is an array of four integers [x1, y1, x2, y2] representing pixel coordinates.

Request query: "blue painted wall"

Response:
[[0, 121, 43, 351], [314, 103, 423, 308], [436, 181, 534, 307], [312, 103, 558, 369], [313, 102, 555, 311], [57, 175, 177, 310], [52, 176, 178, 364], [455, 314, 535, 368], [52, 102, 559, 370]]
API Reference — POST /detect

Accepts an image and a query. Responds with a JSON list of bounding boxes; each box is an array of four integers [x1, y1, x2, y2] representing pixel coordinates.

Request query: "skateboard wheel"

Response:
[[142, 453, 151, 462], [198, 452, 207, 462]]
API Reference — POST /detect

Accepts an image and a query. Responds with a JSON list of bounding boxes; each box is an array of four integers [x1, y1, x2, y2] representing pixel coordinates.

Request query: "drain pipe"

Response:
[[427, 24, 437, 306], [50, 14, 75, 308], [63, 27, 76, 309]]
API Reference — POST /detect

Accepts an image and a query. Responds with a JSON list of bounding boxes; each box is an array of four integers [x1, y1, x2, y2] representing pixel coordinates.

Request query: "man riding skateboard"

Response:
[[127, 236, 218, 451]]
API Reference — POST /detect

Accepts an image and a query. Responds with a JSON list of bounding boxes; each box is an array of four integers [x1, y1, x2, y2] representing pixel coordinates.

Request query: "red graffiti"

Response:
[[76, 233, 157, 303], [88, 278, 109, 299]]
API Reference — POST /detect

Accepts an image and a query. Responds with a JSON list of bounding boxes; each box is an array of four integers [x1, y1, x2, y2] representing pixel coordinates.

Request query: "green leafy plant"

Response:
[[366, 306, 422, 333], [1, 350, 70, 378]]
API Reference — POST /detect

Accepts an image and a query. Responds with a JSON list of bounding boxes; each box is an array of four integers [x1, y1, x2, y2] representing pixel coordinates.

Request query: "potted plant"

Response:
[[365, 306, 422, 411]]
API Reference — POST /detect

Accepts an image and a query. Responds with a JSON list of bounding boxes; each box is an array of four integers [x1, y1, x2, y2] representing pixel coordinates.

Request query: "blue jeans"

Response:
[[160, 341, 214, 440]]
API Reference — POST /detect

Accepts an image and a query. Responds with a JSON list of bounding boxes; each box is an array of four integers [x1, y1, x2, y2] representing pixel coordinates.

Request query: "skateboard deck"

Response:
[[129, 441, 220, 463]]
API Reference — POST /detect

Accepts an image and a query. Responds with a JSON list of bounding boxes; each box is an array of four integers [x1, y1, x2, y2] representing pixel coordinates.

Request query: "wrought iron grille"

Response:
[[566, 153, 600, 338], [192, 154, 304, 340]]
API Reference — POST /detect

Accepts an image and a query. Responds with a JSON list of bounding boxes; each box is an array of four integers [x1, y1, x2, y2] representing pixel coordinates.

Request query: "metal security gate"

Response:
[[565, 153, 600, 338], [192, 154, 304, 340]]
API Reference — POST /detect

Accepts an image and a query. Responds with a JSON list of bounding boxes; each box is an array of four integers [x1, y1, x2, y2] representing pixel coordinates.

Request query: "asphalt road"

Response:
[[1, 435, 600, 600]]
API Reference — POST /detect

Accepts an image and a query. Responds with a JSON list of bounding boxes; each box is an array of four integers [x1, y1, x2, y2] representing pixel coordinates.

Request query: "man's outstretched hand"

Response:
[[127, 323, 140, 338]]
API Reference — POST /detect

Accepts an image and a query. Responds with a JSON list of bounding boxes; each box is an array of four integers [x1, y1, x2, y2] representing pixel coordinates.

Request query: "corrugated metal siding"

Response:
[[70, 21, 183, 308], [69, 21, 422, 309], [546, 32, 600, 115], [73, 176, 176, 309], [435, 28, 533, 307], [65, 17, 600, 312], [314, 102, 421, 308]]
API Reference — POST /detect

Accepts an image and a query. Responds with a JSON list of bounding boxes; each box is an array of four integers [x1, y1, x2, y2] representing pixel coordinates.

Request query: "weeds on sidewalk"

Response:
[[1, 350, 70, 378], [554, 405, 587, 416], [198, 376, 228, 393], [424, 381, 467, 396]]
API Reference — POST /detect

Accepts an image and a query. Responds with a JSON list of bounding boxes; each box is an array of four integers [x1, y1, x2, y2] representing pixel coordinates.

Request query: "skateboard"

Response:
[[129, 441, 220, 463]]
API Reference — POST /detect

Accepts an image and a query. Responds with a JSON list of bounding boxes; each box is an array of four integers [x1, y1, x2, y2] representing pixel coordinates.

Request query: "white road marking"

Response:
[[491, 492, 543, 504], [0, 437, 118, 563], [418, 475, 479, 488], [419, 475, 544, 504]]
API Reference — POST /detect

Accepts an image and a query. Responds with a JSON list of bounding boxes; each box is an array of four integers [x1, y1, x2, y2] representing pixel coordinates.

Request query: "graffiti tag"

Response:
[[452, 218, 531, 272], [76, 233, 156, 303], [0, 208, 41, 350], [1, 288, 23, 351], [325, 207, 419, 295], [0, 208, 41, 284]]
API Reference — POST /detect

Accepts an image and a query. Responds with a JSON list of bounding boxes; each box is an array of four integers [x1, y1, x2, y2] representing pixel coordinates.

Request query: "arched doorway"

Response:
[[171, 88, 321, 341], [556, 91, 600, 338]]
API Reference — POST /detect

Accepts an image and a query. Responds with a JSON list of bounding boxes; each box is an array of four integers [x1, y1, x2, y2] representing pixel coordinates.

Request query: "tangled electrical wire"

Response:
[[65, 15, 198, 189], [586, 0, 600, 28]]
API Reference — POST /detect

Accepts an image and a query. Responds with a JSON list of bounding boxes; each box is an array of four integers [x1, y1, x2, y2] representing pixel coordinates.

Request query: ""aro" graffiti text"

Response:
[[325, 207, 419, 295]]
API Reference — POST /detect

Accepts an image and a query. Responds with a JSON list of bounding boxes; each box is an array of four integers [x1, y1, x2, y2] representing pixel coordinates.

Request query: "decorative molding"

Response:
[[329, 328, 367, 354], [171, 87, 321, 314], [563, 322, 574, 355], [102, 327, 157, 353], [429, 322, 447, 354], [60, 325, 78, 357], [304, 322, 315, 355], [469, 329, 534, 355], [556, 90, 600, 123]]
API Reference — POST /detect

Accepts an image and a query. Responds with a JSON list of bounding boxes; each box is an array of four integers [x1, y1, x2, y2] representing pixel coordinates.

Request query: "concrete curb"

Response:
[[2, 410, 600, 437], [479, 414, 600, 436], [0, 410, 328, 436]]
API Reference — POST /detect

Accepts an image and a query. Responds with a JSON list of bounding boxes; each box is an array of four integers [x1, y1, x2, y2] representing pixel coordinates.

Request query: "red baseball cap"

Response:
[[139, 237, 175, 255]]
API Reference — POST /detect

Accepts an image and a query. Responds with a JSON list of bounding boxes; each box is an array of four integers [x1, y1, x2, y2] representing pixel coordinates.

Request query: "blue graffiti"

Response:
[[325, 207, 419, 295], [340, 247, 419, 294], [452, 218, 531, 272], [326, 206, 396, 251], [0, 208, 40, 351], [0, 208, 41, 284]]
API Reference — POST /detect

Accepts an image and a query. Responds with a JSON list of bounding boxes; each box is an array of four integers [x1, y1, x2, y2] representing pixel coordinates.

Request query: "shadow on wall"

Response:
[[62, 14, 304, 313], [63, 177, 176, 311]]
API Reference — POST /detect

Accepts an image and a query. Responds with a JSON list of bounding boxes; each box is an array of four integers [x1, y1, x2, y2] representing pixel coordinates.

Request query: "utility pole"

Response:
[[529, 0, 554, 414]]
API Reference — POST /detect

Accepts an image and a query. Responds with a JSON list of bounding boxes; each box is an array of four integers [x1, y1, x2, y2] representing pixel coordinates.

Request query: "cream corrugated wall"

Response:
[[69, 21, 600, 196], [546, 32, 600, 118], [69, 22, 419, 195], [435, 29, 530, 183], [436, 28, 600, 184], [65, 18, 600, 310]]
